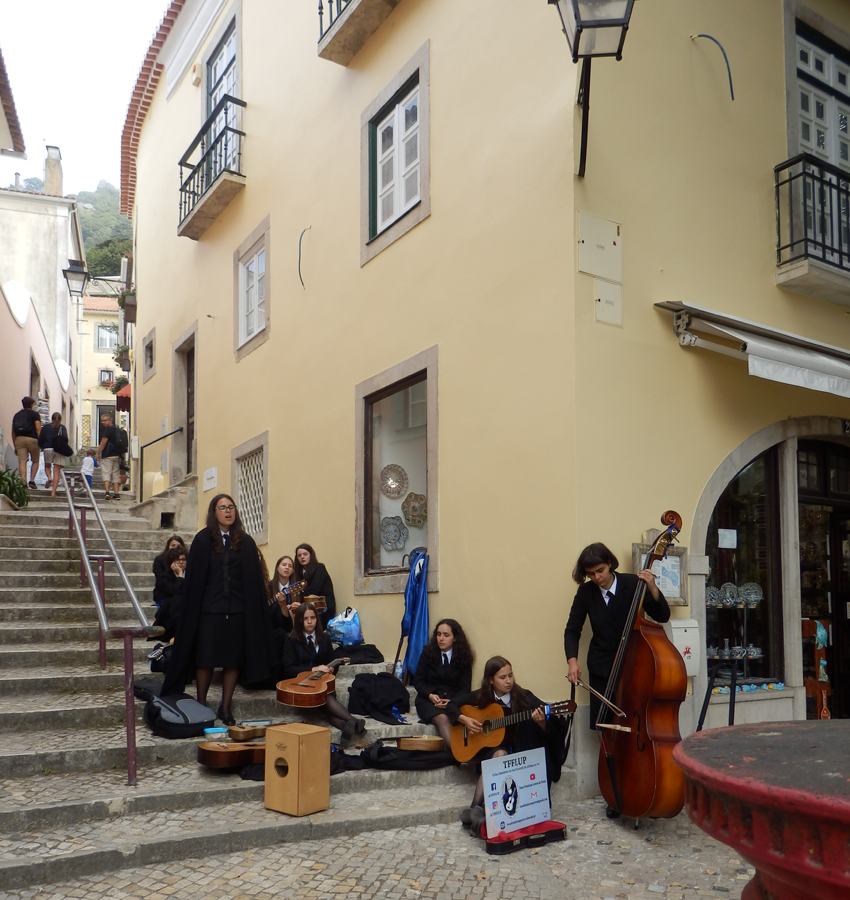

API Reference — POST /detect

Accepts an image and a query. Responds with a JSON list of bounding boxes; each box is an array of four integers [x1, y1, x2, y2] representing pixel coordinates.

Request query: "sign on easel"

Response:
[[481, 747, 550, 839]]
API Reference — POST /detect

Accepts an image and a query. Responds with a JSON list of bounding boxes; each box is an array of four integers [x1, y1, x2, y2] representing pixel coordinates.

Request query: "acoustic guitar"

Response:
[[303, 595, 327, 611], [276, 657, 350, 707], [450, 700, 576, 763], [397, 735, 444, 752], [227, 720, 272, 742], [197, 741, 266, 767]]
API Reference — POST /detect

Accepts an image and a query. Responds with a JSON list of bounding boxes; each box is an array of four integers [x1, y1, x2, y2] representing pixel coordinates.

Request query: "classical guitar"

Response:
[[397, 735, 444, 752], [276, 657, 350, 707], [269, 580, 308, 607], [450, 700, 576, 763], [303, 595, 327, 611], [197, 741, 266, 767], [227, 720, 272, 742]]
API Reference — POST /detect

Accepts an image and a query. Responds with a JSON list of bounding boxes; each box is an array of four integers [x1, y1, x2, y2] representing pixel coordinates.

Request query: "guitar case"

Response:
[[479, 820, 567, 854]]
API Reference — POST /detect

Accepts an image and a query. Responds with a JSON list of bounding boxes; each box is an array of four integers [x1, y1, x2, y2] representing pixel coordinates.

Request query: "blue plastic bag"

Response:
[[327, 607, 363, 645]]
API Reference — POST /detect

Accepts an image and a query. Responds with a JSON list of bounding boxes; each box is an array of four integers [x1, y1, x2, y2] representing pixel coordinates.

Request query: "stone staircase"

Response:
[[0, 485, 474, 891]]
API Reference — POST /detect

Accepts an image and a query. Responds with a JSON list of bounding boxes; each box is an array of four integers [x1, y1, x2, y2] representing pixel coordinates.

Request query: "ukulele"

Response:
[[276, 657, 350, 707], [197, 741, 266, 767], [227, 720, 272, 741], [269, 580, 308, 607], [450, 699, 577, 763], [821, 689, 831, 719]]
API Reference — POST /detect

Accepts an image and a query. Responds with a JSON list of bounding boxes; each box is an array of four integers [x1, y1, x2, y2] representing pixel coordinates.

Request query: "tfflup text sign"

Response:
[[481, 747, 549, 839]]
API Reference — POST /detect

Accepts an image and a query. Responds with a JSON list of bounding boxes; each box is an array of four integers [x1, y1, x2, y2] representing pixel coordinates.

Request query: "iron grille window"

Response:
[[236, 446, 264, 539]]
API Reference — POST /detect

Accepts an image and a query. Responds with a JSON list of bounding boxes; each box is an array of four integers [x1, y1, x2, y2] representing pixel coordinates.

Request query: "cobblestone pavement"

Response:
[[0, 798, 750, 899]]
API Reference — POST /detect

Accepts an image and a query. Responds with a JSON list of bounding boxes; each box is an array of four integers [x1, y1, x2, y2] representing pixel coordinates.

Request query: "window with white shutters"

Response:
[[797, 34, 850, 170], [239, 246, 265, 347], [375, 85, 421, 234]]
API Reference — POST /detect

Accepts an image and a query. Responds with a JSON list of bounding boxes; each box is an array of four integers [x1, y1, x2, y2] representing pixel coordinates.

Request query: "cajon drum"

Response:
[[264, 723, 330, 816]]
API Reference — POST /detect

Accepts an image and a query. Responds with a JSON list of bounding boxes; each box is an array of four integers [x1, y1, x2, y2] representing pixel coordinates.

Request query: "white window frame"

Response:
[[96, 325, 117, 351], [360, 41, 431, 267], [98, 368, 114, 384], [796, 34, 850, 169], [233, 216, 271, 361], [239, 245, 266, 347], [375, 85, 421, 234]]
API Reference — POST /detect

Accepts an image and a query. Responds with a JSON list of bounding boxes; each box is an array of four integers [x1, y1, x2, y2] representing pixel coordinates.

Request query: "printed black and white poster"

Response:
[[481, 747, 549, 839]]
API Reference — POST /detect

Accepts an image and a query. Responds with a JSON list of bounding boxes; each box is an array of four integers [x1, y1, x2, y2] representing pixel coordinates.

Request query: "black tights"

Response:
[[323, 694, 354, 730], [196, 666, 239, 716], [471, 748, 507, 807], [431, 713, 453, 752]]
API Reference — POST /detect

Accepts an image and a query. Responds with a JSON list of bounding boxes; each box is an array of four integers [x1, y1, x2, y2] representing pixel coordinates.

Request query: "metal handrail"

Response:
[[179, 93, 247, 167], [139, 427, 183, 503], [74, 473, 154, 629], [60, 471, 109, 632]]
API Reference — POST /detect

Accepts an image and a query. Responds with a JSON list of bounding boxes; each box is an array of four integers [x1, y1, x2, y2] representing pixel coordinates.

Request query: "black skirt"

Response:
[[195, 613, 245, 668]]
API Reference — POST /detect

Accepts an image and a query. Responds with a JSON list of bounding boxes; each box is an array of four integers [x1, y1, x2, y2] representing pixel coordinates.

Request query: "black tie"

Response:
[[442, 653, 449, 666], [308, 636, 315, 651], [222, 534, 228, 548]]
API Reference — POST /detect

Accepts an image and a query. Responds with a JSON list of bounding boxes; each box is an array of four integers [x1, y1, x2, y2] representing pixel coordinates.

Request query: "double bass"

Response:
[[596, 510, 688, 820]]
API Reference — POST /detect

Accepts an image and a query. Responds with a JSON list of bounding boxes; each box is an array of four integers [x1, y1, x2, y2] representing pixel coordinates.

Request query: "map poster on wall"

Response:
[[481, 747, 550, 839], [650, 555, 681, 597]]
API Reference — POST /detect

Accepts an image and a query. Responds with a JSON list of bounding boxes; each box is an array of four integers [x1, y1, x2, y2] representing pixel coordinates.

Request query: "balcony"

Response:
[[318, 0, 402, 66], [178, 95, 247, 241], [775, 153, 850, 307]]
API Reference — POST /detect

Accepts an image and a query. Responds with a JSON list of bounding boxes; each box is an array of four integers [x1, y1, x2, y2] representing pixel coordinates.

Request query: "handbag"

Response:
[[327, 607, 363, 645], [53, 426, 74, 458]]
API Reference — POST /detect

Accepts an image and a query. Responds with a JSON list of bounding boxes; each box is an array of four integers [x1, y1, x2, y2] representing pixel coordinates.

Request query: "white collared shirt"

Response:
[[440, 647, 453, 665], [602, 574, 618, 606], [495, 690, 511, 709]]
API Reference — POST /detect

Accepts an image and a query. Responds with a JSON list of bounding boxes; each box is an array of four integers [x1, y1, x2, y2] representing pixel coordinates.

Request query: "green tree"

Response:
[[23, 177, 43, 192], [86, 237, 133, 278], [77, 181, 132, 254]]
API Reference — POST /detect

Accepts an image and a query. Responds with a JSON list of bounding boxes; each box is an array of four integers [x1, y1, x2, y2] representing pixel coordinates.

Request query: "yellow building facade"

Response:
[[125, 0, 850, 796]]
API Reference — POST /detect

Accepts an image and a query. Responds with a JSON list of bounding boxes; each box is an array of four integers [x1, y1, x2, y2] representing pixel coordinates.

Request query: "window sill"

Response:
[[318, 0, 402, 67], [776, 257, 850, 307], [361, 196, 429, 266], [355, 568, 438, 596]]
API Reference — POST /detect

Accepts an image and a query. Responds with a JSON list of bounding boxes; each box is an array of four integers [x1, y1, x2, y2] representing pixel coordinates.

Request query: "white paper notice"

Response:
[[650, 556, 681, 597], [718, 529, 738, 549], [481, 747, 550, 839], [203, 466, 218, 492]]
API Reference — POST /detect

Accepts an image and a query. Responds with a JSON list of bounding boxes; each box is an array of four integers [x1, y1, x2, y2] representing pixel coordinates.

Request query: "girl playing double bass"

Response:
[[281, 603, 366, 741]]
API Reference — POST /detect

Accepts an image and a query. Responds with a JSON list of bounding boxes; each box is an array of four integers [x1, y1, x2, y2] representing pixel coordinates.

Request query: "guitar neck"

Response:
[[493, 705, 542, 728]]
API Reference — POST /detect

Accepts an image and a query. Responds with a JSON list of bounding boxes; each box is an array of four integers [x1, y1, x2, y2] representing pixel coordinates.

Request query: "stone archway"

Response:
[[687, 416, 850, 733]]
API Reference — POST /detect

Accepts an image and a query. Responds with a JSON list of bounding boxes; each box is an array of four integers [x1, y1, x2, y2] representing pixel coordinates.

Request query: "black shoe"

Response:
[[341, 719, 357, 741], [217, 706, 236, 726], [28, 481, 37, 489], [468, 806, 486, 836], [354, 717, 367, 735], [460, 806, 474, 825], [606, 805, 621, 819]]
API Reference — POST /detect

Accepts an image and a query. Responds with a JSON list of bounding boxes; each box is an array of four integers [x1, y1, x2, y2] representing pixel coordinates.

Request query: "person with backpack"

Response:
[[11, 397, 42, 489], [39, 413, 73, 497], [96, 414, 127, 500]]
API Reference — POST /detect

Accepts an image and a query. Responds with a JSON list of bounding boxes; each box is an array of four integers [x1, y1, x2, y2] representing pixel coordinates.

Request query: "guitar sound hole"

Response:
[[482, 721, 491, 734], [274, 758, 290, 778]]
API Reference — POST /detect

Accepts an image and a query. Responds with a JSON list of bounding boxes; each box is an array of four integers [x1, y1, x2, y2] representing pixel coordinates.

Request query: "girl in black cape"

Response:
[[295, 543, 336, 625], [455, 656, 568, 836], [413, 618, 474, 751], [161, 494, 276, 725], [281, 603, 366, 741]]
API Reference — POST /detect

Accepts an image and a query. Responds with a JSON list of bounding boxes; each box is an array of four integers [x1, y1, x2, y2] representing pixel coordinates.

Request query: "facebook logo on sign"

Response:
[[491, 783, 497, 791]]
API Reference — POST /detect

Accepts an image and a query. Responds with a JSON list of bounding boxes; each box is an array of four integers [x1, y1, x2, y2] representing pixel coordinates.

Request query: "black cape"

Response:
[[161, 528, 276, 694]]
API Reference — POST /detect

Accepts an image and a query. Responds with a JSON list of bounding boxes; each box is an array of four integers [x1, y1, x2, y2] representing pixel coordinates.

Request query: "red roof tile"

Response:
[[0, 46, 24, 154], [83, 295, 120, 312]]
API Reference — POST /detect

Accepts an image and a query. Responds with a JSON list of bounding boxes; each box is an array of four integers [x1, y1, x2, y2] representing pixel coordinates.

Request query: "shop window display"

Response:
[[705, 449, 784, 686]]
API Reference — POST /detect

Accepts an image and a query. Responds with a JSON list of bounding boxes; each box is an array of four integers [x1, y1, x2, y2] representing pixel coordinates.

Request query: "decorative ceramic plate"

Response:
[[380, 516, 409, 552], [739, 582, 763, 608], [719, 582, 738, 607], [705, 586, 720, 608], [380, 464, 409, 499], [401, 492, 427, 527]]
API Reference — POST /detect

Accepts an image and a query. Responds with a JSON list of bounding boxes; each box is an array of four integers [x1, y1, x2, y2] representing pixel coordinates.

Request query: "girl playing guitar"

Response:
[[281, 603, 366, 742]]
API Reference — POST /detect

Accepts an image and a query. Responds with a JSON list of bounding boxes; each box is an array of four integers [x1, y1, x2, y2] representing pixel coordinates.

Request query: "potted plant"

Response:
[[0, 469, 29, 510], [109, 375, 130, 395], [117, 285, 136, 324], [114, 344, 132, 372]]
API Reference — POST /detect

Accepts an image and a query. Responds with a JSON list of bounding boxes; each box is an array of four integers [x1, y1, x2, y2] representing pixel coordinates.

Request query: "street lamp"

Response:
[[548, 0, 635, 177], [62, 260, 89, 299], [549, 0, 634, 62]]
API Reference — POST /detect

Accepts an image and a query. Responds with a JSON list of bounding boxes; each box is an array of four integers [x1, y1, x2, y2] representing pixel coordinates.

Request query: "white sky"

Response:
[[0, 0, 169, 196]]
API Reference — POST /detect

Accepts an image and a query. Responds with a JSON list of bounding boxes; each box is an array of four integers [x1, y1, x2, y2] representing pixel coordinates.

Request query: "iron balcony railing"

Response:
[[775, 152, 850, 275], [178, 94, 247, 225], [318, 0, 353, 40]]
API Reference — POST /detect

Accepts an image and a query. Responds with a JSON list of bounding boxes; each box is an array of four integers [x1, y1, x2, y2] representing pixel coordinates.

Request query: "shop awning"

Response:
[[655, 300, 850, 400], [116, 382, 131, 413]]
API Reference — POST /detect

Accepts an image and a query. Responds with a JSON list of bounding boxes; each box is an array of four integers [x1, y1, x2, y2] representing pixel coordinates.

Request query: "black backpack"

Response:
[[112, 427, 129, 455], [143, 692, 216, 738], [12, 409, 31, 436]]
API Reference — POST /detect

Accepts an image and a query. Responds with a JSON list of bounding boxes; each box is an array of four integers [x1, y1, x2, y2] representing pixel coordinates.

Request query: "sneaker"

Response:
[[28, 481, 37, 489]]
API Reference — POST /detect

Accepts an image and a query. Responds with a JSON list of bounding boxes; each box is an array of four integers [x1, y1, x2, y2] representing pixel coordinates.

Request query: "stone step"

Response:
[[0, 641, 153, 668], [0, 542, 172, 557], [0, 531, 168, 547], [0, 664, 150, 696], [0, 557, 155, 573], [0, 603, 158, 624], [0, 759, 473, 832], [0, 621, 157, 645], [0, 572, 155, 588], [0, 709, 437, 778], [0, 780, 470, 891], [0, 587, 155, 605], [0, 513, 148, 529]]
